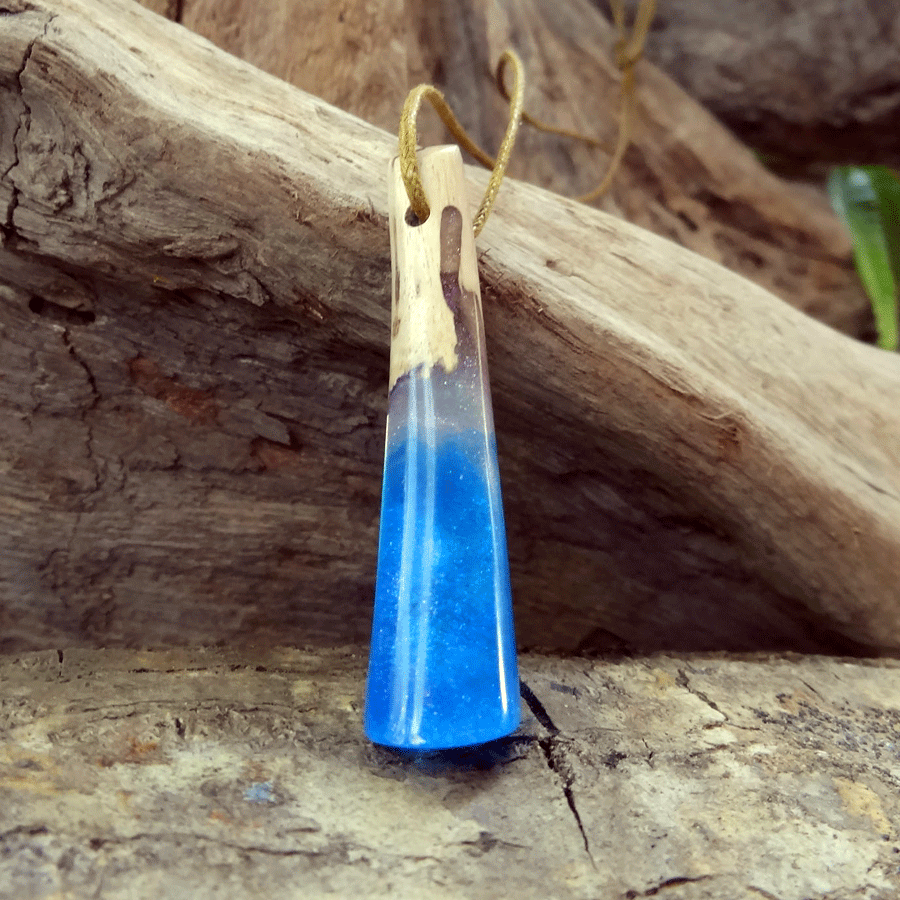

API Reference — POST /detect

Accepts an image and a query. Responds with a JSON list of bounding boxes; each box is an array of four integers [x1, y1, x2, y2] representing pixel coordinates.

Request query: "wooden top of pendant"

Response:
[[387, 146, 481, 389]]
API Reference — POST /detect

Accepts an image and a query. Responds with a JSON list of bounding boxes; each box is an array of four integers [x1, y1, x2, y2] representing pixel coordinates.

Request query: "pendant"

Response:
[[364, 145, 520, 749]]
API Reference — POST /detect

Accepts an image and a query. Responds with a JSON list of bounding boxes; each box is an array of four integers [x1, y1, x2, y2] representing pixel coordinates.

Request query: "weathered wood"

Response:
[[155, 0, 874, 337], [626, 0, 900, 174], [1, 647, 899, 899], [1, 0, 900, 656], [386, 146, 478, 389]]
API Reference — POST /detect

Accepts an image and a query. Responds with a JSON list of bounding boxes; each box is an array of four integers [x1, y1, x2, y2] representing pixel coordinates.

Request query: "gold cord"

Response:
[[473, 50, 525, 236], [398, 50, 525, 237], [397, 0, 656, 231], [577, 0, 656, 203], [495, 54, 612, 155]]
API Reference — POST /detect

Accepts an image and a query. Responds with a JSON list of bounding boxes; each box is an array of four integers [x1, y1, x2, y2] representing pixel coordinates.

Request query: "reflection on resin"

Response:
[[365, 373, 518, 748], [365, 156, 520, 749]]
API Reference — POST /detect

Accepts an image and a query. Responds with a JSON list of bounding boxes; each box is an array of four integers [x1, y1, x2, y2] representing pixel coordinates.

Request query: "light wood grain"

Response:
[[388, 146, 474, 388], [1, 647, 899, 899]]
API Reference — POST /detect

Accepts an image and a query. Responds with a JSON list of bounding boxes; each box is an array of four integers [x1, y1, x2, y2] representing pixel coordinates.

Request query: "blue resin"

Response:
[[364, 371, 519, 749]]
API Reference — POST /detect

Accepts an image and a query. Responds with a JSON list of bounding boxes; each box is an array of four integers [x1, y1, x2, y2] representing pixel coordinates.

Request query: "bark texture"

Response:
[[150, 0, 874, 337], [624, 0, 900, 173], [1, 0, 900, 656], [1, 647, 899, 900]]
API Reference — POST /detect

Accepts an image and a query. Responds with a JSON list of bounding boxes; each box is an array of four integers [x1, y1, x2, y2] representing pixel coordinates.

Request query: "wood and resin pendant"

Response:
[[364, 146, 520, 749]]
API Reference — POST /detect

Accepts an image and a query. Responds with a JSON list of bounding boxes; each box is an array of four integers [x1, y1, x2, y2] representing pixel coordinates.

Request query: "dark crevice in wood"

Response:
[[28, 295, 96, 325], [540, 735, 595, 867], [626, 875, 715, 898], [519, 678, 559, 734], [521, 679, 595, 866]]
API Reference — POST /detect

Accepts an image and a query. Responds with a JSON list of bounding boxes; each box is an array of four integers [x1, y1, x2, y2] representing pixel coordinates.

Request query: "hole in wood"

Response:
[[405, 207, 426, 227], [27, 296, 96, 326]]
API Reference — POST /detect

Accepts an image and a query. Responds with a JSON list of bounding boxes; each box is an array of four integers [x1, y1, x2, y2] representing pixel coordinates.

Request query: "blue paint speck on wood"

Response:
[[244, 782, 275, 804]]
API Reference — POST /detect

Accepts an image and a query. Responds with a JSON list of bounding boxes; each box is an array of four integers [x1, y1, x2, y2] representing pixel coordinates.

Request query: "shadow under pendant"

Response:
[[364, 146, 520, 750]]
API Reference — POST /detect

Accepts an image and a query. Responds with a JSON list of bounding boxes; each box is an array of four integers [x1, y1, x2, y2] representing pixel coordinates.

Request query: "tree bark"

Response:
[[623, 0, 900, 175], [149, 0, 875, 337], [1, 647, 899, 899], [1, 0, 900, 656]]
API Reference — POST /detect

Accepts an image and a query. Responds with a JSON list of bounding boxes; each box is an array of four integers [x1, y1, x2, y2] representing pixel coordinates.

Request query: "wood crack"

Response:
[[3, 13, 55, 239], [675, 667, 729, 722], [519, 679, 596, 868], [627, 875, 714, 897], [745, 885, 783, 900], [87, 830, 353, 859], [0, 823, 49, 842], [57, 329, 101, 563]]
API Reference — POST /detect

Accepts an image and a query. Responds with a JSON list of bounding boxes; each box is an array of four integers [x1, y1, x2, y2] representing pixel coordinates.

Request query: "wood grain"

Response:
[[627, 0, 900, 173], [1, 0, 899, 656], [150, 0, 875, 336], [1, 647, 899, 899], [388, 146, 474, 388]]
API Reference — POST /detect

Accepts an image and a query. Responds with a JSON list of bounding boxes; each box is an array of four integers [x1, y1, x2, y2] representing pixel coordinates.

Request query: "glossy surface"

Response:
[[365, 371, 519, 749], [365, 149, 519, 749]]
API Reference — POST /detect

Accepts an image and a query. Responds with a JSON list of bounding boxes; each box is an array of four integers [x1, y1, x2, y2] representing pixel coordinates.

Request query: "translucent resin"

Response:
[[364, 147, 519, 749]]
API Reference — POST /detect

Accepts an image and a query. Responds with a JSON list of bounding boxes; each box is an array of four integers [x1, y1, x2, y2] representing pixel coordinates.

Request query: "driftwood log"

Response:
[[2, 0, 900, 656], [627, 0, 900, 174], [144, 0, 874, 337], [1, 647, 900, 899]]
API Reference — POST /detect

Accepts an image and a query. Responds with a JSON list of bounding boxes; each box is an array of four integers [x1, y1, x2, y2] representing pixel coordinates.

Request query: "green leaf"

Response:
[[828, 166, 900, 351]]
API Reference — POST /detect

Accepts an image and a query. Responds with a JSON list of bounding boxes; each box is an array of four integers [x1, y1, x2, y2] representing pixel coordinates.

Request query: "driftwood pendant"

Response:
[[364, 146, 520, 749]]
